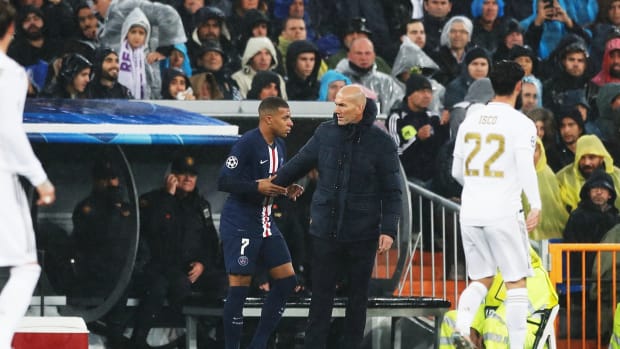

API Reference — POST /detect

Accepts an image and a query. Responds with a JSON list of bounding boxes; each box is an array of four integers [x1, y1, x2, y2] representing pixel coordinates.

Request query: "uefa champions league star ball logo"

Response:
[[238, 256, 249, 266], [226, 156, 238, 169]]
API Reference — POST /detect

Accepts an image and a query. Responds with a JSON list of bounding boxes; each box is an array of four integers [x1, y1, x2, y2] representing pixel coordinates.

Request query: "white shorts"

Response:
[[460, 211, 532, 282]]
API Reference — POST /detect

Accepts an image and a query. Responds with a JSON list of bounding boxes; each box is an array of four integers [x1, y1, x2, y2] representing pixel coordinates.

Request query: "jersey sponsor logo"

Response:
[[238, 256, 249, 266], [225, 156, 238, 169], [260, 159, 269, 164]]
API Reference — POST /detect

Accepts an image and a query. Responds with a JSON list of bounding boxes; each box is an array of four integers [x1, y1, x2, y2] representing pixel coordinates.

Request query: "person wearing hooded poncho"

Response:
[[391, 37, 445, 116], [522, 138, 569, 241], [117, 8, 158, 99], [317, 70, 350, 102], [232, 36, 288, 99], [556, 134, 620, 213]]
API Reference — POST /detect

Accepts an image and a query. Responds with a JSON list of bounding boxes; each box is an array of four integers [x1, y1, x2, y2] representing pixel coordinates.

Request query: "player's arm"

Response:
[[0, 69, 48, 187], [451, 129, 465, 185], [377, 137, 403, 241], [217, 140, 260, 194], [516, 130, 541, 232], [273, 129, 321, 187]]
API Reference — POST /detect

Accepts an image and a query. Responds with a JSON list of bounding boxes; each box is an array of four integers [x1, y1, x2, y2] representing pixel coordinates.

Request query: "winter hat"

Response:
[[405, 73, 432, 97], [558, 107, 585, 131], [465, 47, 490, 66], [580, 169, 617, 203]]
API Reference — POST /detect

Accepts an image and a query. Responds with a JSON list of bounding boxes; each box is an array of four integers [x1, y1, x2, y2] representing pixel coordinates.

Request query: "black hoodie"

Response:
[[285, 40, 321, 101]]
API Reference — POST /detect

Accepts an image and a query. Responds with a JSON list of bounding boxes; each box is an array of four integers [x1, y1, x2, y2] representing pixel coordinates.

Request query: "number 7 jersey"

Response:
[[453, 101, 539, 225]]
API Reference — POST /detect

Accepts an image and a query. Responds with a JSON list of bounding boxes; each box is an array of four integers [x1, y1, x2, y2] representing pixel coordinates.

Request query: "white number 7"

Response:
[[240, 238, 250, 255]]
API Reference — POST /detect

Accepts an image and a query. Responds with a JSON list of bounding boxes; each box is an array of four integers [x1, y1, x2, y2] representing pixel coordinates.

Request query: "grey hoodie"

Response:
[[449, 77, 494, 139]]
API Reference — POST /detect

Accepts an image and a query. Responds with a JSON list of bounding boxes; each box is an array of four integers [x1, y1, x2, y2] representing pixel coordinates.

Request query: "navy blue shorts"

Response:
[[222, 234, 292, 275]]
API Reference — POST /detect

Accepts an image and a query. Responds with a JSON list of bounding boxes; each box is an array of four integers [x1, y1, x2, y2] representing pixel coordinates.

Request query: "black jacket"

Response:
[[139, 188, 220, 272], [83, 80, 133, 99], [274, 98, 402, 241]]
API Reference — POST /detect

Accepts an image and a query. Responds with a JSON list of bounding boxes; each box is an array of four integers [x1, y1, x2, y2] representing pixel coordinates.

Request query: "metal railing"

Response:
[[548, 243, 620, 348]]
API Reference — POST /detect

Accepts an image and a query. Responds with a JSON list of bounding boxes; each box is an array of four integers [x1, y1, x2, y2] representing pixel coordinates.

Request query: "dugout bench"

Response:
[[182, 296, 450, 349]]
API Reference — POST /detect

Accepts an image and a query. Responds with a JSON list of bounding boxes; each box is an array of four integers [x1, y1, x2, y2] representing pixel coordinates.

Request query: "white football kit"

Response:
[[0, 51, 46, 349], [452, 101, 541, 281]]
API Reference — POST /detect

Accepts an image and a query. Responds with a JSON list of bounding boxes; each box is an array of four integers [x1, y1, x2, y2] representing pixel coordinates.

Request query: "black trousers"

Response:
[[304, 236, 378, 349]]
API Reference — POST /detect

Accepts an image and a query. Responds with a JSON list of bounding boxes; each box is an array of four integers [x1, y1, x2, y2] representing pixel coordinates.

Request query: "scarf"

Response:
[[118, 39, 146, 99]]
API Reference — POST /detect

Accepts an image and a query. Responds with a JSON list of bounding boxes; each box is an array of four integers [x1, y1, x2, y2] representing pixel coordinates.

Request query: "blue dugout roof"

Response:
[[24, 99, 239, 145]]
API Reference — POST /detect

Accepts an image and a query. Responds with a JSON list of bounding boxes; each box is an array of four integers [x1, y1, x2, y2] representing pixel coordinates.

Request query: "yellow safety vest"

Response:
[[611, 303, 620, 349]]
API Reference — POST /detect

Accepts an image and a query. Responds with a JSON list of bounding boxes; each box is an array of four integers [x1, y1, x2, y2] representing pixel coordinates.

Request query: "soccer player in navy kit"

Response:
[[218, 96, 303, 349]]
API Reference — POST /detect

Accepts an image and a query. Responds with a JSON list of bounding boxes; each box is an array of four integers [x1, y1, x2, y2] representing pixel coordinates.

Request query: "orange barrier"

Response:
[[548, 243, 620, 349]]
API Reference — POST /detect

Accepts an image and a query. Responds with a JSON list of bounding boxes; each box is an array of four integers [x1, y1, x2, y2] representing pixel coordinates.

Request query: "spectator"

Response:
[[160, 68, 195, 100], [272, 0, 317, 42], [542, 37, 596, 118], [175, 0, 205, 39], [564, 169, 620, 279], [429, 16, 474, 86], [131, 153, 224, 348], [526, 107, 557, 153], [391, 37, 445, 116], [563, 0, 598, 27], [18, 0, 75, 42], [402, 19, 427, 51], [277, 17, 307, 70], [386, 73, 449, 185], [190, 40, 241, 100], [246, 70, 282, 100], [546, 108, 585, 172], [443, 47, 490, 113], [68, 3, 100, 61], [335, 37, 405, 113], [160, 43, 192, 78], [40, 53, 91, 98], [470, 0, 506, 53], [117, 8, 158, 99], [492, 17, 525, 63], [521, 0, 590, 61], [285, 40, 321, 100], [8, 6, 62, 94], [235, 9, 271, 56], [232, 37, 288, 99], [317, 69, 350, 101], [187, 6, 240, 72], [228, 0, 269, 44], [422, 0, 453, 52], [557, 134, 620, 212], [590, 1, 620, 74], [326, 17, 392, 75], [449, 77, 494, 140], [520, 78, 539, 114], [592, 35, 620, 87], [94, 0, 186, 74], [559, 89, 603, 138], [510, 45, 542, 106], [528, 138, 569, 240], [596, 83, 620, 161], [83, 47, 133, 99]]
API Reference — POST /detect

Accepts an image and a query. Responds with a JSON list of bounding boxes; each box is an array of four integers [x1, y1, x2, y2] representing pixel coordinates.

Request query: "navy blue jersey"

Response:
[[218, 128, 287, 239]]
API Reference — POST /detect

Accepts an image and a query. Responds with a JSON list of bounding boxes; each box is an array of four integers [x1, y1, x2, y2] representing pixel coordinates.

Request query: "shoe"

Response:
[[452, 332, 476, 349]]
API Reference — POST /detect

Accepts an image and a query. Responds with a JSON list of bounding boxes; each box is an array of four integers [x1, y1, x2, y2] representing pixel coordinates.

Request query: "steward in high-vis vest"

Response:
[[440, 247, 559, 348], [611, 303, 620, 349]]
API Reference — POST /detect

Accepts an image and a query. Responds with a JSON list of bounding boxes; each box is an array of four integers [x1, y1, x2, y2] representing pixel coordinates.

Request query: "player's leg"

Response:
[[248, 235, 296, 349], [455, 225, 495, 337], [487, 215, 532, 349], [222, 236, 261, 349], [0, 262, 41, 349]]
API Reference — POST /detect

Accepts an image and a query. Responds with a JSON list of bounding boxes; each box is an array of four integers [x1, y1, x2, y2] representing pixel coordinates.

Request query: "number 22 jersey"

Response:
[[453, 102, 540, 225]]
